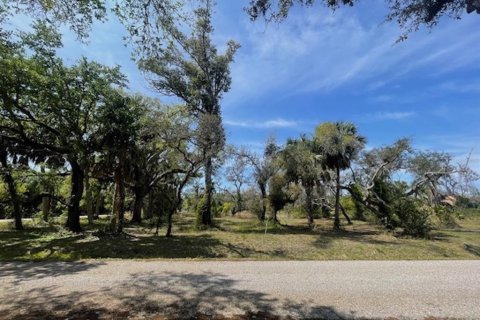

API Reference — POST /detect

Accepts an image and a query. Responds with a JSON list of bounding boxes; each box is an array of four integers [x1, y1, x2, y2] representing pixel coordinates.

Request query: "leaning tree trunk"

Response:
[[131, 187, 144, 224], [334, 166, 341, 231], [200, 156, 214, 227], [340, 204, 352, 225], [305, 185, 314, 227], [66, 159, 84, 233], [110, 155, 126, 234], [0, 150, 23, 230]]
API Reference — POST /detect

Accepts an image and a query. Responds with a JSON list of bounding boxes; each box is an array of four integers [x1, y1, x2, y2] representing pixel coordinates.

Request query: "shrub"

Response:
[[340, 196, 356, 218], [212, 198, 221, 217], [221, 201, 235, 216], [394, 198, 433, 237], [349, 183, 366, 220], [195, 197, 206, 227], [434, 205, 458, 228], [283, 203, 304, 218], [195, 197, 219, 226]]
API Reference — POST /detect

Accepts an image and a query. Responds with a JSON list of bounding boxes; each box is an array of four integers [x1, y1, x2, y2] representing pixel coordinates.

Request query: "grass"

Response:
[[0, 210, 479, 261]]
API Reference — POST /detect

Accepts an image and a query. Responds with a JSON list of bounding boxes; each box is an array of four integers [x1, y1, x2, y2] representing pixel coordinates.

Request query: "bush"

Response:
[[196, 197, 220, 227], [394, 198, 433, 237], [435, 205, 457, 228], [349, 183, 366, 220], [212, 198, 221, 217], [195, 197, 206, 227], [340, 196, 356, 218], [221, 201, 235, 216], [283, 203, 305, 218], [456, 196, 480, 209]]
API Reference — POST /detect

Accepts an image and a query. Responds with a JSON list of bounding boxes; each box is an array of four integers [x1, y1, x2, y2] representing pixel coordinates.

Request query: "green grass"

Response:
[[0, 210, 479, 261]]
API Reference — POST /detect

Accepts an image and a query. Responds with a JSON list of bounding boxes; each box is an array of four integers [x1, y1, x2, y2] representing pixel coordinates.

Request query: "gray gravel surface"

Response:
[[0, 260, 479, 319]]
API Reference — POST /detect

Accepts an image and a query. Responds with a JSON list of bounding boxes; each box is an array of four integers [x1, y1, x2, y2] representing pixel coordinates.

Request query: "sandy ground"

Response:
[[0, 260, 479, 319]]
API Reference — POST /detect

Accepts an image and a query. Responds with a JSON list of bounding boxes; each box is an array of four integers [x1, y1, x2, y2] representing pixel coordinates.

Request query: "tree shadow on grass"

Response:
[[0, 227, 290, 260], [0, 229, 229, 260], [0, 228, 83, 261], [313, 229, 402, 248], [228, 222, 318, 236], [1, 270, 349, 319]]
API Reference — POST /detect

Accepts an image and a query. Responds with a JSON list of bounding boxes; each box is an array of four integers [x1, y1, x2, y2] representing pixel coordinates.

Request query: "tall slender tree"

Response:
[[315, 122, 366, 230], [119, 0, 239, 227]]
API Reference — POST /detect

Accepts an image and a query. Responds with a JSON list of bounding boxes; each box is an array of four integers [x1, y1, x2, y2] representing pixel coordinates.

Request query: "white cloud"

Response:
[[224, 118, 299, 129], [372, 111, 416, 120], [370, 94, 394, 103]]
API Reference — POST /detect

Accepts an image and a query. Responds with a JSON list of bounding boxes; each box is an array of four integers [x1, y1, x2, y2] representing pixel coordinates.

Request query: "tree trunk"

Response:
[[201, 156, 213, 226], [165, 191, 183, 237], [66, 159, 84, 233], [166, 198, 180, 237], [40, 165, 51, 222], [131, 187, 144, 224], [155, 214, 161, 235], [85, 168, 94, 225], [272, 208, 278, 223], [165, 209, 174, 237], [41, 194, 51, 223], [259, 183, 267, 221], [305, 185, 314, 227], [110, 156, 125, 234], [334, 166, 341, 231], [94, 189, 103, 219], [144, 189, 154, 220], [0, 150, 23, 230], [340, 204, 352, 225], [235, 187, 242, 214]]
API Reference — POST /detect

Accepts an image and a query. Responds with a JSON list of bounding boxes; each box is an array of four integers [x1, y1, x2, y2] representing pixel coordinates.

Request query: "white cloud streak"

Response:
[[224, 118, 299, 129], [373, 111, 416, 120]]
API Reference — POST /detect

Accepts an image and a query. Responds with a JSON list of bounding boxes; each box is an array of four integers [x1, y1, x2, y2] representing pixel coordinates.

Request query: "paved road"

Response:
[[0, 260, 479, 319]]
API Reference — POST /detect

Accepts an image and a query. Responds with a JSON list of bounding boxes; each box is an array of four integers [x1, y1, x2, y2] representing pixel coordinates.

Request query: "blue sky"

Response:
[[11, 1, 480, 171]]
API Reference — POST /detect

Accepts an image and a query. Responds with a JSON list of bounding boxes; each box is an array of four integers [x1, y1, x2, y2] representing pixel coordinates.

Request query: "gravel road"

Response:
[[0, 260, 479, 319]]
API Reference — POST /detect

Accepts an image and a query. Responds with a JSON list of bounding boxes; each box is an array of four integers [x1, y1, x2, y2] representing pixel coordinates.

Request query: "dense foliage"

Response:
[[1, 0, 479, 240]]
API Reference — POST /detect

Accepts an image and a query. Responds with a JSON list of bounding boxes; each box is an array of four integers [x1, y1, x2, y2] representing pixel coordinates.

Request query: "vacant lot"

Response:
[[1, 210, 479, 261]]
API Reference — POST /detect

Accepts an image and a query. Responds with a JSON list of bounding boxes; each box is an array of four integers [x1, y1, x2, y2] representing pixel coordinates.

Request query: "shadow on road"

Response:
[[0, 261, 106, 286], [0, 268, 349, 319]]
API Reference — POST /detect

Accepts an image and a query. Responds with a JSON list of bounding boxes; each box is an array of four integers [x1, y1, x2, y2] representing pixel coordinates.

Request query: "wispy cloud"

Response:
[[371, 111, 416, 121], [225, 118, 299, 129], [437, 81, 480, 93], [370, 95, 394, 103], [224, 6, 480, 108]]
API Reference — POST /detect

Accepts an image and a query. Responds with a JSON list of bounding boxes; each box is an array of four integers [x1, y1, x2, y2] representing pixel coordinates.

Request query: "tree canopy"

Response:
[[247, 0, 480, 40]]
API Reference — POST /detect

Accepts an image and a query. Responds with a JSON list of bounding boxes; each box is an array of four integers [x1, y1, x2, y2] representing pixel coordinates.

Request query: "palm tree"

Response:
[[315, 122, 366, 230]]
